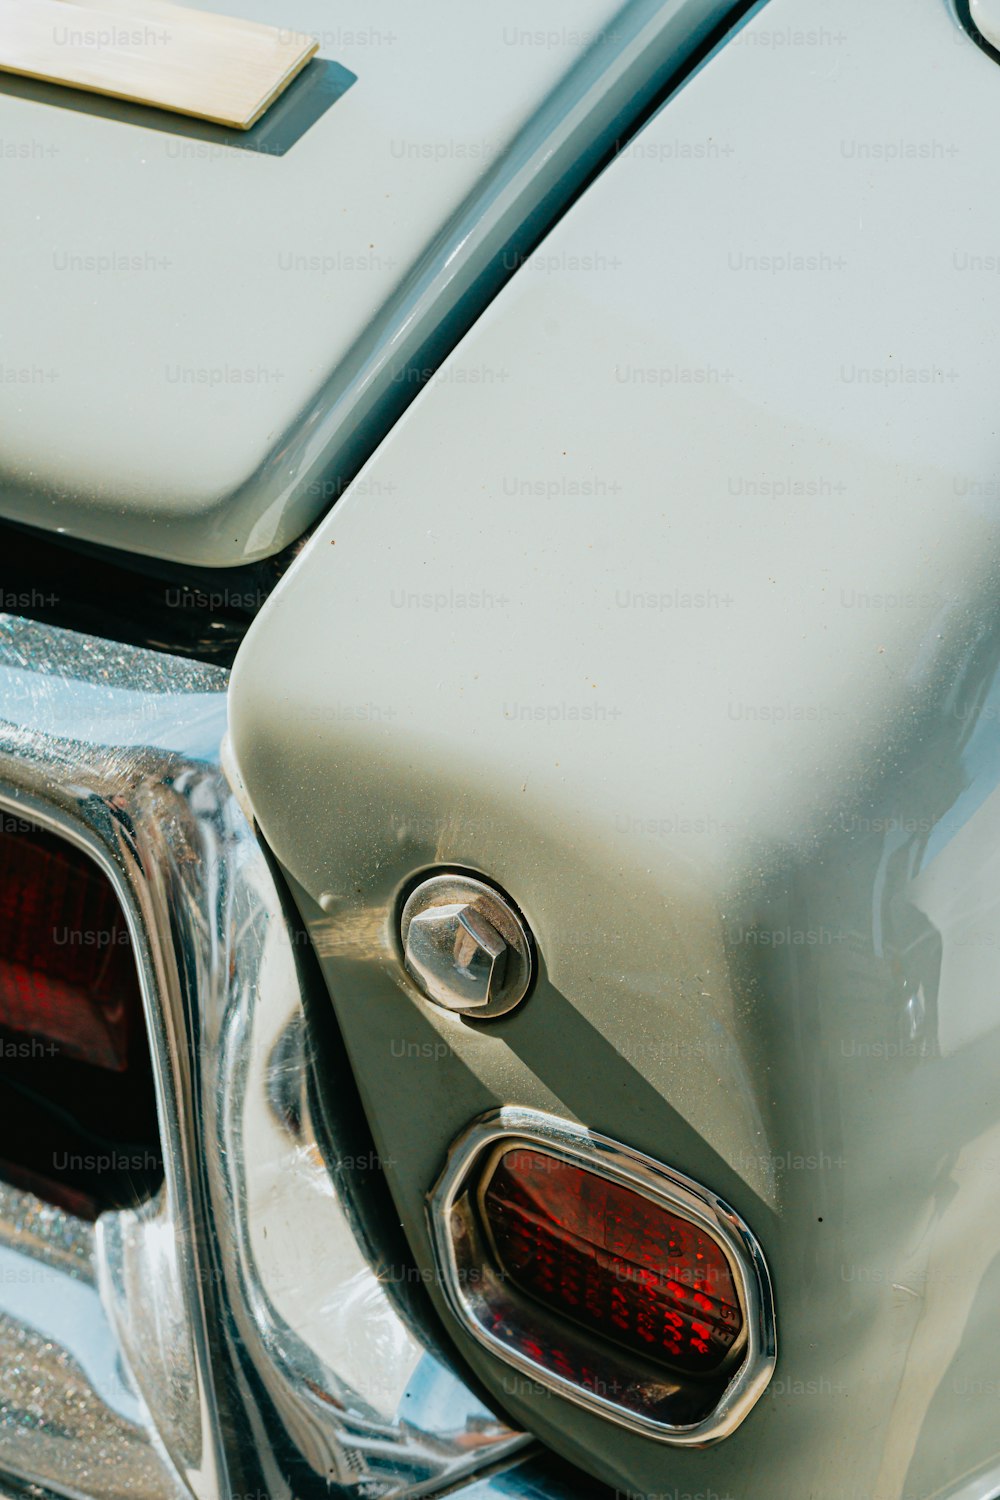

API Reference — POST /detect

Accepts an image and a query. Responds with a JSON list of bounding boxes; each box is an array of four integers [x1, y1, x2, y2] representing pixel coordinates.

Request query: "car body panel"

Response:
[[229, 0, 1000, 1491], [0, 0, 739, 567]]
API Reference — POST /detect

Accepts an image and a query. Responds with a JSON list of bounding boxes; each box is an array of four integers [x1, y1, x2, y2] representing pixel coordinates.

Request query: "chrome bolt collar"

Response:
[[400, 874, 534, 1017]]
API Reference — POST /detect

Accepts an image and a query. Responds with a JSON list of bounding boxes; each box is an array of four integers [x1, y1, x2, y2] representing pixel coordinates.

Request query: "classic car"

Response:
[[0, 0, 998, 1497]]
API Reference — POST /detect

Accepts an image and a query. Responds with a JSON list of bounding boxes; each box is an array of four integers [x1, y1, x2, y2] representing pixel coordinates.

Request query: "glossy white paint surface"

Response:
[[232, 0, 1000, 1492], [971, 0, 1000, 50], [0, 0, 736, 565]]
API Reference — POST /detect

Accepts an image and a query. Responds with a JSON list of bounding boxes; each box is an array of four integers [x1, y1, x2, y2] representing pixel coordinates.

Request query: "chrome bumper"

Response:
[[0, 615, 557, 1500]]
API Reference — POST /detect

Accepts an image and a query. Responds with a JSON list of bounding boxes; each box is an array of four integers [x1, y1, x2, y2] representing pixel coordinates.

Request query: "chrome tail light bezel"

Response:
[[428, 1107, 776, 1446]]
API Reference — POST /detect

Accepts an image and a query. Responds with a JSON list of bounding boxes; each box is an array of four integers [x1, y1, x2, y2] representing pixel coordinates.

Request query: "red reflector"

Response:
[[432, 1112, 776, 1439], [0, 826, 141, 1071], [483, 1147, 742, 1376]]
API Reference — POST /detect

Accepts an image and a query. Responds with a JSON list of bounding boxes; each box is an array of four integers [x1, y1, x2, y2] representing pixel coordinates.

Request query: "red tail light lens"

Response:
[[0, 824, 140, 1071], [0, 820, 162, 1217], [431, 1111, 776, 1442], [483, 1147, 742, 1375]]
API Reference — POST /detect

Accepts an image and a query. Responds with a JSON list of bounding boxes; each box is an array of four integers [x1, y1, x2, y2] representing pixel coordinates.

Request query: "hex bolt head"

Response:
[[400, 874, 534, 1018], [406, 903, 507, 1010]]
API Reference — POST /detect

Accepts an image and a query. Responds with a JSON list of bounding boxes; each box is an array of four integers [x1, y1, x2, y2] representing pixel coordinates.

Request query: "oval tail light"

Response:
[[429, 1109, 775, 1445]]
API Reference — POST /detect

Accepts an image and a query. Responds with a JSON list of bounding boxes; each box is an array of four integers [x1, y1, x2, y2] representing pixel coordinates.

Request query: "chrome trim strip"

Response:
[[0, 614, 526, 1500], [0, 1181, 184, 1500], [429, 1106, 777, 1447]]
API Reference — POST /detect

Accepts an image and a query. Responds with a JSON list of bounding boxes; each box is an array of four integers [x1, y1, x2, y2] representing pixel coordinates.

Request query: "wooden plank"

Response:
[[0, 0, 318, 130]]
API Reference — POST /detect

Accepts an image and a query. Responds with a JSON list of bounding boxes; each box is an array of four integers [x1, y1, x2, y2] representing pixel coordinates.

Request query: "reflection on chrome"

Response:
[[0, 615, 528, 1500]]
